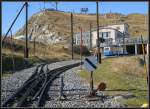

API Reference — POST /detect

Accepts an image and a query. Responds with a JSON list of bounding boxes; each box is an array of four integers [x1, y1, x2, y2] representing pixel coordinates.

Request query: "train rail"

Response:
[[2, 62, 82, 107]]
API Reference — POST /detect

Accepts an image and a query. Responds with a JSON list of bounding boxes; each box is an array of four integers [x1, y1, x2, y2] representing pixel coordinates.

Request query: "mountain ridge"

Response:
[[15, 9, 148, 45]]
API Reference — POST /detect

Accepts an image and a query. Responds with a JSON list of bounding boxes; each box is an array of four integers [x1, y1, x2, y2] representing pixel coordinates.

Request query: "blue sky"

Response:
[[2, 2, 148, 35]]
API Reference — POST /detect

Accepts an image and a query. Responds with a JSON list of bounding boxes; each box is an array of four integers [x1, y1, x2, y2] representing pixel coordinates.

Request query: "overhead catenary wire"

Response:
[[100, 2, 107, 25], [44, 1, 45, 10], [2, 3, 26, 44]]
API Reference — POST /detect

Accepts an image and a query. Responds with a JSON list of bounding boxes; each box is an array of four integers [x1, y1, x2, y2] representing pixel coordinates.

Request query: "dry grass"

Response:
[[2, 37, 78, 60], [16, 11, 148, 38], [2, 37, 81, 73], [79, 56, 148, 107], [109, 56, 146, 78]]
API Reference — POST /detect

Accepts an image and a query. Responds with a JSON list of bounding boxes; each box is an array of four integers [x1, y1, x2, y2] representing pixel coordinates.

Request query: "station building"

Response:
[[74, 23, 130, 49]]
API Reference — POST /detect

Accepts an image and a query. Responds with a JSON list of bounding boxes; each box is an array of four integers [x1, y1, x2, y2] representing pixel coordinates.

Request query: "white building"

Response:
[[74, 23, 130, 49], [74, 31, 92, 49]]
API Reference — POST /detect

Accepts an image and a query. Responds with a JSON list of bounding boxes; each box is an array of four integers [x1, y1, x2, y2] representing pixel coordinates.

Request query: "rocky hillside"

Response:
[[15, 9, 148, 45]]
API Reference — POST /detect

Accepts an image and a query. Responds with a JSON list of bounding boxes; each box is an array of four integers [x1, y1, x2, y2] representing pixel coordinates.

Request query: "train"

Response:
[[103, 46, 128, 56]]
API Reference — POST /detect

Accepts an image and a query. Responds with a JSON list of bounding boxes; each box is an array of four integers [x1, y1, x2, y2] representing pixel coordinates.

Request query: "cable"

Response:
[[2, 3, 26, 44], [44, 1, 45, 10]]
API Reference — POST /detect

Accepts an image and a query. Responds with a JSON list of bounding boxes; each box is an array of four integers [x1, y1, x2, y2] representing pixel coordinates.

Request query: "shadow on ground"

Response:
[[2, 54, 64, 73]]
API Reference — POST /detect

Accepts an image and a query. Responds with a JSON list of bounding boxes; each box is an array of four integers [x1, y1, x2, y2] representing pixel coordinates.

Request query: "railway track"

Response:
[[2, 62, 82, 107]]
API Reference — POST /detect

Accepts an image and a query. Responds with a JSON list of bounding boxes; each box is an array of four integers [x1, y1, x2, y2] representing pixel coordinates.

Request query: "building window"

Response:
[[101, 32, 110, 38]]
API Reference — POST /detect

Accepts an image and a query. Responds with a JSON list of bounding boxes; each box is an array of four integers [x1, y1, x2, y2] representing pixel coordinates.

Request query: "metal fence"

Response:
[[100, 37, 148, 47]]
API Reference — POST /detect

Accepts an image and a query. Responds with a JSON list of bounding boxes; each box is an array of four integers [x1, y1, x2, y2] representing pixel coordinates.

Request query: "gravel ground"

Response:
[[1, 66, 37, 103], [1, 60, 127, 108], [1, 60, 80, 105], [44, 66, 127, 108]]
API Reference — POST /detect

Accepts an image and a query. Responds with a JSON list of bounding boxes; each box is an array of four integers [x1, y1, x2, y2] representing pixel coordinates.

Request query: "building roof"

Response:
[[92, 23, 129, 31], [74, 23, 129, 35]]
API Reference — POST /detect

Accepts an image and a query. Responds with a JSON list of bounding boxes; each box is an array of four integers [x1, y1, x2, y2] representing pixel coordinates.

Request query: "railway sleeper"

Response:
[[2, 62, 81, 107], [16, 79, 42, 107], [32, 76, 48, 100]]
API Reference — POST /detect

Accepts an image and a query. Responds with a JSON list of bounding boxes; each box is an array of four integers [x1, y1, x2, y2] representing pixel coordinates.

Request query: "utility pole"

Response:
[[71, 13, 74, 59], [123, 32, 125, 55], [10, 30, 15, 73], [90, 23, 92, 50], [34, 37, 36, 56], [141, 35, 148, 85], [25, 2, 28, 58], [96, 2, 101, 64], [55, 2, 58, 10], [80, 27, 83, 70], [0, 2, 2, 74]]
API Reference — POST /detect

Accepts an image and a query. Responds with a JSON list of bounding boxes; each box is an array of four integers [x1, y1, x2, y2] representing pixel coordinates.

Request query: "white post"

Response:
[[135, 44, 138, 55], [146, 44, 149, 77], [146, 44, 149, 55]]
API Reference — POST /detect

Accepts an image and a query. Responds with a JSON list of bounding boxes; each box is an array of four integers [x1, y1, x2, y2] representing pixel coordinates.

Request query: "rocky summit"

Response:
[[14, 9, 148, 45]]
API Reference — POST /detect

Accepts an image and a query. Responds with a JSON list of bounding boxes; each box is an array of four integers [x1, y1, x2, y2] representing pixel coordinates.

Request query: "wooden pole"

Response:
[[10, 30, 15, 73], [71, 13, 74, 59], [25, 2, 28, 58], [96, 2, 101, 64], [0, 2, 1, 74], [80, 27, 83, 70], [34, 37, 36, 56]]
